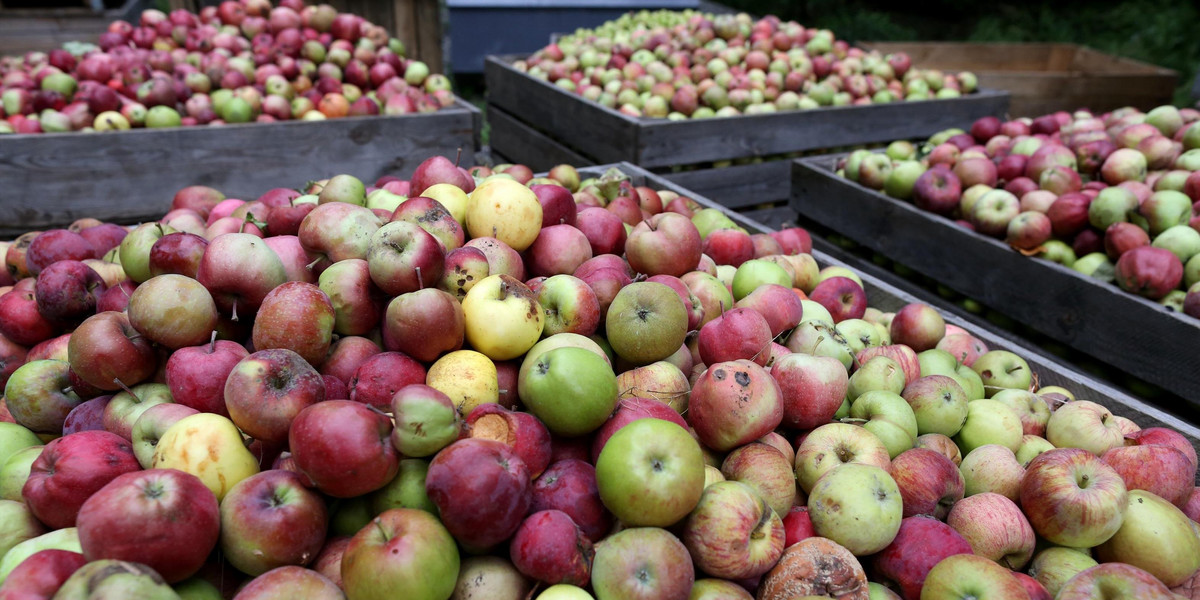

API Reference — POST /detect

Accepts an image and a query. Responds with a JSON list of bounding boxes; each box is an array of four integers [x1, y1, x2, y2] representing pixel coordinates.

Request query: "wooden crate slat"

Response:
[[486, 104, 593, 169], [593, 160, 1200, 463], [485, 55, 640, 165], [0, 100, 479, 235], [790, 155, 1200, 405], [659, 161, 791, 208]]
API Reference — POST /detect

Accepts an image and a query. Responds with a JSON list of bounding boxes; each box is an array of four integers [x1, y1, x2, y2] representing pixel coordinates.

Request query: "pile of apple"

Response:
[[0, 0, 451, 134], [838, 104, 1200, 319], [0, 154, 1198, 600], [514, 10, 979, 120]]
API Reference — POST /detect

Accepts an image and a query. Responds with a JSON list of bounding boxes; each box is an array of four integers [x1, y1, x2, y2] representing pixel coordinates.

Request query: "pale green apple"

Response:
[[836, 319, 883, 354], [369, 458, 438, 517], [808, 463, 902, 555], [1095, 490, 1200, 587], [605, 282, 689, 365], [798, 299, 834, 326], [55, 559, 179, 598], [0, 445, 42, 502], [518, 347, 618, 437], [1028, 547, 1098, 598], [785, 320, 853, 369], [955, 363, 987, 400], [595, 418, 705, 527], [846, 356, 906, 403], [795, 423, 892, 493], [0, 499, 46, 561], [1015, 435, 1056, 467], [917, 348, 959, 377], [731, 259, 791, 300], [868, 582, 902, 599], [919, 553, 1030, 600], [462, 274, 545, 361], [850, 391, 918, 458], [991, 389, 1051, 436], [953, 399, 1023, 454], [971, 350, 1032, 397], [901, 374, 968, 437], [538, 584, 594, 599], [1045, 400, 1125, 456], [0, 526, 80, 583], [174, 577, 224, 600]]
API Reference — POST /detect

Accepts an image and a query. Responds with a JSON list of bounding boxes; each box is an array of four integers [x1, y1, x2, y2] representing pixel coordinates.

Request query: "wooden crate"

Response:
[[485, 54, 1010, 206], [0, 99, 480, 236], [861, 42, 1178, 117], [331, 0, 443, 74], [0, 0, 162, 56], [603, 161, 1200, 462], [791, 154, 1200, 406]]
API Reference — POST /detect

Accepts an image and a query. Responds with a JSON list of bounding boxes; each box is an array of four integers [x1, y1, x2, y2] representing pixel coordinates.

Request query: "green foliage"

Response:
[[721, 0, 1200, 105]]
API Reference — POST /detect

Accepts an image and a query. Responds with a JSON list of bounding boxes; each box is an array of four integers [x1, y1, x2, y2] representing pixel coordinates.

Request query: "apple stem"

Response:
[[306, 257, 323, 271], [63, 386, 73, 395], [454, 147, 462, 168], [209, 330, 218, 354], [498, 280, 508, 301], [231, 300, 239, 322], [840, 417, 868, 424], [113, 378, 139, 402], [416, 266, 424, 289]]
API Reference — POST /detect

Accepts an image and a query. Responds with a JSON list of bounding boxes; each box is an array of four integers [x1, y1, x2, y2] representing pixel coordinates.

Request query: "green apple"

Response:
[[868, 581, 902, 599], [521, 334, 610, 376], [691, 208, 738, 239], [884, 160, 926, 200], [795, 422, 891, 493], [816, 266, 863, 288], [799, 299, 834, 326], [691, 578, 755, 599], [785, 320, 853, 369], [518, 347, 618, 437], [0, 445, 42, 502], [836, 319, 883, 354], [341, 508, 460, 600], [366, 189, 406, 213], [1095, 490, 1200, 587], [971, 351, 1032, 397], [1028, 547, 1098, 598], [955, 363, 986, 400], [462, 274, 545, 361], [991, 389, 1050, 437], [953, 399, 1023, 454], [0, 422, 40, 466], [0, 499, 46, 560], [595, 418, 705, 528], [537, 585, 594, 599], [731, 259, 791, 300], [808, 463, 902, 555], [901, 375, 968, 437], [0, 526, 80, 583], [917, 349, 958, 377], [850, 390, 918, 458], [919, 553, 1031, 600], [54, 559, 179, 598], [369, 458, 438, 517], [605, 282, 688, 365], [1015, 435, 1055, 467], [846, 356, 906, 403], [1053, 562, 1175, 599], [145, 105, 182, 128], [173, 577, 224, 600]]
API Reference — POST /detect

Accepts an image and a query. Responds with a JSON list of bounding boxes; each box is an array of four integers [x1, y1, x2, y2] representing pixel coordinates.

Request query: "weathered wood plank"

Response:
[[659, 161, 792, 208], [592, 161, 1200, 462], [0, 100, 480, 235], [791, 155, 1200, 405], [485, 55, 640, 165], [486, 104, 593, 169]]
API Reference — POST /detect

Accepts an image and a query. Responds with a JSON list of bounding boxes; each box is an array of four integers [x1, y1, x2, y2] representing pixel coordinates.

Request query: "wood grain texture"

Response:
[[592, 161, 1200, 465], [791, 155, 1200, 405], [861, 42, 1177, 116], [0, 100, 480, 235], [487, 103, 593, 169]]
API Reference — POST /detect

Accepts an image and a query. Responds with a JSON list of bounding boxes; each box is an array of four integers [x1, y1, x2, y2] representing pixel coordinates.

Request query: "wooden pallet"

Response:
[[791, 154, 1200, 407], [0, 99, 481, 235], [602, 161, 1200, 464]]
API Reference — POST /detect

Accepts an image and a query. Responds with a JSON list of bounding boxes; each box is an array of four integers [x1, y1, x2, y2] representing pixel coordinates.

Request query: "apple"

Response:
[[947, 492, 1035, 569], [450, 556, 532, 600], [518, 347, 618, 437], [1054, 563, 1174, 600], [164, 335, 248, 417], [960, 444, 1025, 500], [289, 400, 398, 498], [697, 307, 773, 367], [849, 390, 918, 458], [809, 465, 902, 555], [720, 442, 797, 518], [689, 360, 783, 452], [1115, 245, 1183, 299], [509, 509, 593, 587], [1101, 443, 1194, 506], [250, 281, 335, 367], [625, 213, 702, 278], [130, 402, 199, 469], [605, 281, 688, 365], [22, 430, 141, 530], [219, 469, 327, 577], [67, 311, 158, 391], [757, 535, 870, 599], [772, 352, 848, 430], [340, 508, 460, 600], [953, 399, 1023, 455], [225, 348, 325, 445], [382, 288, 465, 362], [1094, 489, 1200, 587], [426, 438, 531, 552], [1045, 400, 1125, 456], [874, 515, 973, 600], [532, 458, 612, 543], [595, 418, 704, 528], [466, 178, 542, 252], [0, 548, 87, 598], [76, 468, 219, 583], [1028, 547, 1098, 598], [795, 422, 891, 493], [464, 404, 552, 478], [462, 274, 544, 361], [901, 375, 968, 437], [152, 412, 260, 502], [889, 447, 964, 520], [3, 359, 83, 434], [426, 350, 499, 416], [390, 384, 461, 458], [1020, 448, 1128, 548], [913, 167, 963, 215], [808, 276, 868, 322], [590, 526, 694, 600], [919, 554, 1031, 600], [682, 480, 785, 579]]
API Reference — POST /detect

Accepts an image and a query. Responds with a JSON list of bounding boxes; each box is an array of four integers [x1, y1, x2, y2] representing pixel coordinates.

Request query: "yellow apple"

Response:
[[422, 183, 470, 226], [151, 413, 259, 502], [462, 274, 544, 361], [537, 585, 594, 600], [427, 349, 499, 416], [466, 178, 542, 252]]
